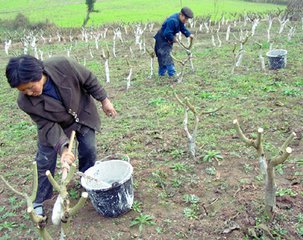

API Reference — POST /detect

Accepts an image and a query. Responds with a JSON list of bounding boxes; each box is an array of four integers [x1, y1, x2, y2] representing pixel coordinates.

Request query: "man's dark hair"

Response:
[[6, 55, 44, 88]]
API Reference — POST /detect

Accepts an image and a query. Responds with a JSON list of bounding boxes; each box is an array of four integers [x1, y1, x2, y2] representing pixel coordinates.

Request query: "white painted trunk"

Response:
[[105, 60, 110, 83], [143, 41, 146, 54], [226, 25, 230, 41], [267, 19, 273, 43], [4, 40, 11, 55], [149, 57, 154, 78], [251, 19, 260, 36], [95, 39, 99, 50], [52, 195, 63, 225], [183, 109, 196, 159], [40, 35, 46, 44], [217, 33, 222, 47], [112, 38, 117, 58], [259, 155, 267, 176], [39, 50, 44, 61], [129, 46, 134, 57], [189, 53, 194, 72], [204, 22, 209, 33], [211, 35, 216, 47], [236, 48, 244, 67], [265, 165, 276, 216], [259, 53, 265, 71], [288, 27, 296, 41], [34, 47, 39, 59], [126, 68, 133, 91], [279, 19, 289, 34], [60, 228, 66, 240]]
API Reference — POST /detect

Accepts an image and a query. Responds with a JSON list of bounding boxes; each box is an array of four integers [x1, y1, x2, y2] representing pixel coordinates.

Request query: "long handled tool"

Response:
[[52, 131, 76, 225], [62, 131, 76, 180]]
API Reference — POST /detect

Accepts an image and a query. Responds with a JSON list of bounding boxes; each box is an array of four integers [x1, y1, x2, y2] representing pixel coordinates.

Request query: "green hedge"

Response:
[[243, 0, 288, 5]]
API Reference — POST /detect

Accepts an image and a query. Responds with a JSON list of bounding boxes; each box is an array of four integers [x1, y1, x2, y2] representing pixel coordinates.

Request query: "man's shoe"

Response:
[[169, 75, 179, 83]]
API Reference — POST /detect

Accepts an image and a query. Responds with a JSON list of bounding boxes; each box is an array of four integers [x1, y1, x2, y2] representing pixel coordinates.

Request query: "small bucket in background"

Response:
[[266, 49, 287, 70], [81, 154, 134, 218]]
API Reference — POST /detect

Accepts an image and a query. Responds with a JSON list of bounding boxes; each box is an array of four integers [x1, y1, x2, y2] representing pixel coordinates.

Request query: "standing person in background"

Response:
[[154, 7, 194, 81], [5, 55, 117, 217]]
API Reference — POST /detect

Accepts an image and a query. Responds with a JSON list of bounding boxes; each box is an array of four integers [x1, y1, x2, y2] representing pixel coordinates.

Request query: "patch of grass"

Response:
[[132, 200, 143, 213], [68, 188, 79, 200], [202, 150, 223, 163], [0, 221, 18, 232], [276, 188, 297, 197], [183, 194, 200, 204], [205, 167, 217, 176], [282, 88, 302, 96], [183, 205, 199, 220], [170, 162, 187, 172], [0, 0, 283, 27], [130, 213, 156, 232]]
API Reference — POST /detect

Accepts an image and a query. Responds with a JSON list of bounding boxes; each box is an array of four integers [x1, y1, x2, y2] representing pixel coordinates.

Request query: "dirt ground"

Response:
[[0, 16, 303, 240]]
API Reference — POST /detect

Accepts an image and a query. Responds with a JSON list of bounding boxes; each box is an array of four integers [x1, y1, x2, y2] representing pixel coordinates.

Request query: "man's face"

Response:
[[179, 13, 189, 24], [17, 74, 45, 97]]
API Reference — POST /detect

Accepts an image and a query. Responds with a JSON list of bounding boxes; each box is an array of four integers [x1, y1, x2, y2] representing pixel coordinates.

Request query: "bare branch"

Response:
[[177, 37, 193, 51], [233, 119, 255, 147], [184, 98, 196, 114], [30, 161, 38, 202], [173, 91, 185, 106], [279, 132, 296, 154], [46, 170, 61, 193], [0, 175, 26, 198], [272, 147, 292, 166], [200, 106, 223, 115], [69, 192, 88, 217]]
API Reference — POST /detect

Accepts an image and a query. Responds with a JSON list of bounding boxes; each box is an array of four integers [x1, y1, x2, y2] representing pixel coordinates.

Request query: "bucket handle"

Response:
[[96, 154, 130, 164]]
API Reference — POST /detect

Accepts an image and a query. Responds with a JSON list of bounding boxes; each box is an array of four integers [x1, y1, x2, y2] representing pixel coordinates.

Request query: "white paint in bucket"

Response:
[[81, 160, 133, 190], [80, 159, 134, 217]]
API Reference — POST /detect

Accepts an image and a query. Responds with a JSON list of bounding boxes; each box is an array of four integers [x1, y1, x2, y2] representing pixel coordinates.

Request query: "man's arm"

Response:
[[162, 20, 177, 43], [180, 23, 191, 38]]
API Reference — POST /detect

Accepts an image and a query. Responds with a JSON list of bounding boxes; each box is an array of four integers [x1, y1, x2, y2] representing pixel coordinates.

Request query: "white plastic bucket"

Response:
[[266, 49, 287, 70], [81, 155, 134, 217]]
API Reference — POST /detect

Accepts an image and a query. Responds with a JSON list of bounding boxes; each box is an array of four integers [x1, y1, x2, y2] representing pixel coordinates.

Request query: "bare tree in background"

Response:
[[286, 0, 303, 20], [82, 0, 98, 27]]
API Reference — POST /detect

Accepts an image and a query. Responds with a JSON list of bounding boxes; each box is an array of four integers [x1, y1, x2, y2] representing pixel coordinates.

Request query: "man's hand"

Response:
[[101, 98, 117, 118], [61, 148, 75, 166], [189, 34, 194, 39]]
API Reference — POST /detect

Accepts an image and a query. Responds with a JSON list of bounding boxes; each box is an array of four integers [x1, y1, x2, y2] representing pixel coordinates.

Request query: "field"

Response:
[[0, 2, 303, 240], [0, 0, 284, 27]]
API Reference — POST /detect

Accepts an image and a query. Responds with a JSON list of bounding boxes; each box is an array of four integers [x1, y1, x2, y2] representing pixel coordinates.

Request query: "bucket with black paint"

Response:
[[81, 154, 134, 217], [266, 49, 287, 70]]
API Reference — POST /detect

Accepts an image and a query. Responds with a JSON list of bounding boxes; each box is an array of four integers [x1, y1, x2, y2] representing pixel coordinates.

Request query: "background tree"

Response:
[[286, 0, 303, 20], [82, 0, 99, 27]]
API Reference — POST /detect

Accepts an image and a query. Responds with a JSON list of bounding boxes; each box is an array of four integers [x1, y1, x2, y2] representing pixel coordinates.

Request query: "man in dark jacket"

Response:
[[5, 55, 117, 216], [154, 7, 194, 79]]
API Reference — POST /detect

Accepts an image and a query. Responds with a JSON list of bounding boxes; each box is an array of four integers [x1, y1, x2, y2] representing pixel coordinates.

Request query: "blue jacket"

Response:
[[157, 13, 191, 43]]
